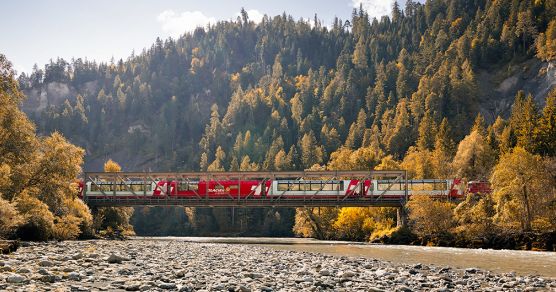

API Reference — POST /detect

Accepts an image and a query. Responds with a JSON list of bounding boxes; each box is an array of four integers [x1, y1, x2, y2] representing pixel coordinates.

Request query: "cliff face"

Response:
[[477, 60, 555, 122]]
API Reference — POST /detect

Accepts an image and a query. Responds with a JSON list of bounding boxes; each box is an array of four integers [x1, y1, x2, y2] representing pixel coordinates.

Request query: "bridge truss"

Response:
[[82, 170, 408, 208]]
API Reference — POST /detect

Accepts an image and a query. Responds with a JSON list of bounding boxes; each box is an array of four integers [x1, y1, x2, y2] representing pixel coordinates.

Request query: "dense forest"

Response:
[[2, 0, 555, 243]]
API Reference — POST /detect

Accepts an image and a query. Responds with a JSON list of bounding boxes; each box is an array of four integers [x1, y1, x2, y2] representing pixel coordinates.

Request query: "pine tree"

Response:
[[536, 91, 556, 156]]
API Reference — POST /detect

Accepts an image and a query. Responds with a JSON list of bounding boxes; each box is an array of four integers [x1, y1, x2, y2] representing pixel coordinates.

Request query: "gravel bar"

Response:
[[0, 240, 555, 291]]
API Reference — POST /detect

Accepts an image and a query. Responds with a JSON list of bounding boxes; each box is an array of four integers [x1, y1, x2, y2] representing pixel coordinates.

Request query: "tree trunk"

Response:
[[304, 208, 325, 239], [522, 184, 533, 232]]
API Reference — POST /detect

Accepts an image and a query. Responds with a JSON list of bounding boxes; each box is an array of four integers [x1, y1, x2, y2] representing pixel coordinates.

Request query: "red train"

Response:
[[78, 179, 491, 200]]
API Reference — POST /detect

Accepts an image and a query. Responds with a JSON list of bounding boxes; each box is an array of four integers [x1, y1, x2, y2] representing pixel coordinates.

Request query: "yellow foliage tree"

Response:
[[401, 147, 433, 179], [333, 207, 375, 240], [452, 130, 495, 180], [374, 155, 401, 170], [407, 195, 455, 237], [0, 197, 24, 239], [536, 19, 556, 61], [490, 147, 554, 232], [104, 159, 122, 172], [293, 207, 338, 239], [454, 193, 496, 239], [15, 193, 55, 241]]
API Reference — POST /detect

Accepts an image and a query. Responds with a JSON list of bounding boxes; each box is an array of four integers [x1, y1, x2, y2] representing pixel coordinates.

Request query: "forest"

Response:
[[1, 0, 555, 247]]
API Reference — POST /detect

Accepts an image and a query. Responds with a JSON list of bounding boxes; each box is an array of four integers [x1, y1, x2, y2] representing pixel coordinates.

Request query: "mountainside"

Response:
[[18, 0, 555, 172]]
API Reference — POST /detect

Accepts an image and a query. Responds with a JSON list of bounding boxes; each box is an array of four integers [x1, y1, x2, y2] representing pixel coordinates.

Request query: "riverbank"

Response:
[[1, 239, 555, 291]]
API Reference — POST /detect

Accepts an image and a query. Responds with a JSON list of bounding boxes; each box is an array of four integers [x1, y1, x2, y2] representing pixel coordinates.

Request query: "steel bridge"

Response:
[[82, 170, 408, 208]]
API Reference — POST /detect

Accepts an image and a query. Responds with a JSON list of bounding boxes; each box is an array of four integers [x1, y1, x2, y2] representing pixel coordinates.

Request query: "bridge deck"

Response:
[[84, 197, 405, 208]]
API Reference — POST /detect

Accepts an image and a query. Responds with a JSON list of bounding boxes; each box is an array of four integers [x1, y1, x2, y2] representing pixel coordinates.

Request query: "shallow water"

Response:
[[135, 236, 556, 278]]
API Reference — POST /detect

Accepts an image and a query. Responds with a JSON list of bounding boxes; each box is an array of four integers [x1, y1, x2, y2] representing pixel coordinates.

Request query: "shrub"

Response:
[[52, 215, 82, 240], [0, 197, 24, 239], [15, 194, 55, 241], [407, 195, 455, 238]]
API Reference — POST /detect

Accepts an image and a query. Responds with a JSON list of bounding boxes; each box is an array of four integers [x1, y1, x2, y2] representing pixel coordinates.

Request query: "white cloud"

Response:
[[235, 9, 265, 24], [157, 10, 216, 37], [352, 0, 411, 20]]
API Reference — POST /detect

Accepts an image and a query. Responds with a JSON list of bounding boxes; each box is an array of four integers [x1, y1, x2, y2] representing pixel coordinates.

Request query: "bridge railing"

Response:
[[82, 170, 408, 208]]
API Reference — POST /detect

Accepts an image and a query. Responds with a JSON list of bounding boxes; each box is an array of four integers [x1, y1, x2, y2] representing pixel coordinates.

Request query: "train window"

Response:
[[277, 182, 289, 191], [228, 185, 238, 190], [435, 181, 447, 190], [377, 181, 403, 191], [214, 185, 225, 190], [178, 182, 188, 192], [189, 183, 198, 191], [308, 182, 316, 191], [322, 183, 334, 191], [310, 182, 321, 191], [177, 182, 198, 191], [409, 182, 432, 191], [289, 183, 301, 191], [130, 184, 144, 192]]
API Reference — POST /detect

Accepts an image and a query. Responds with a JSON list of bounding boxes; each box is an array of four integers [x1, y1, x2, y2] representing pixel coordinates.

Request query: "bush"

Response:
[[0, 197, 24, 239], [333, 207, 375, 241], [64, 198, 94, 238], [293, 207, 338, 239], [52, 215, 82, 240], [94, 207, 135, 236], [15, 194, 55, 241], [407, 195, 455, 238]]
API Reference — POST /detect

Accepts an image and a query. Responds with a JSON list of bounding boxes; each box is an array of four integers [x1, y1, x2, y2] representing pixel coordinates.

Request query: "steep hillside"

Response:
[[18, 0, 556, 171]]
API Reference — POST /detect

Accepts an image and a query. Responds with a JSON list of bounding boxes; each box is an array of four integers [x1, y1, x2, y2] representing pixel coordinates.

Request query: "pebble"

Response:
[[6, 274, 26, 284], [0, 240, 553, 291]]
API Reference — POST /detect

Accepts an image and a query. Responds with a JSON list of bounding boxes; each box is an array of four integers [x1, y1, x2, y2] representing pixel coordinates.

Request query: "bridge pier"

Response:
[[396, 207, 408, 228]]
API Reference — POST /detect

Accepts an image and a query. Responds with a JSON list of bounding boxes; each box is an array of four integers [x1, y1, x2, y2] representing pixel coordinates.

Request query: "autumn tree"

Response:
[[490, 147, 554, 232], [333, 207, 374, 241], [0, 197, 24, 239], [536, 91, 556, 156], [293, 207, 339, 239], [452, 130, 495, 180], [454, 193, 496, 239], [407, 196, 455, 238], [431, 118, 455, 178], [536, 19, 556, 61]]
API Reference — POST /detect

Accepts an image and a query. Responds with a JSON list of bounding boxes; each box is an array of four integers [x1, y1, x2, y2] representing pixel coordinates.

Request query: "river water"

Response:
[[136, 237, 556, 278]]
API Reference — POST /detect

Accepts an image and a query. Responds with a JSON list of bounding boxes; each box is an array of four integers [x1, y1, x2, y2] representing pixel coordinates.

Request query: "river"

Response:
[[136, 236, 556, 278]]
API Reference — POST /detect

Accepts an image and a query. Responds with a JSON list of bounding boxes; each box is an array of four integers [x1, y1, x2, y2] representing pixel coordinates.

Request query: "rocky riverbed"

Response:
[[1, 240, 555, 291]]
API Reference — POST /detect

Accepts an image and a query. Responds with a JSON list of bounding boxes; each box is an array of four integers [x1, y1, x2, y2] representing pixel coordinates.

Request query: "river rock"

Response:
[[0, 239, 553, 291], [6, 274, 26, 283], [159, 282, 177, 289], [39, 260, 54, 267], [67, 272, 81, 280], [107, 253, 127, 263]]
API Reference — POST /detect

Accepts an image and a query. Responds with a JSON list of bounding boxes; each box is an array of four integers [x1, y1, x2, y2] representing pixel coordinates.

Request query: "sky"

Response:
[[0, 0, 416, 74]]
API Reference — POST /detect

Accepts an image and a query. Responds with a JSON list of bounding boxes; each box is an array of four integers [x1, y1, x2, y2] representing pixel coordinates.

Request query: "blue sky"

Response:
[[1, 0, 414, 74]]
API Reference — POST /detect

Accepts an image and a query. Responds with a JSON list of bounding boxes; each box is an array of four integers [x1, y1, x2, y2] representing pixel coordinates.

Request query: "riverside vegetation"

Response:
[[1, 0, 555, 248]]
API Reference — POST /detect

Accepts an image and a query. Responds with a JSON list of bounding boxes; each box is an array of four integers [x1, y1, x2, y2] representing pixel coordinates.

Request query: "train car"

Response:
[[79, 178, 485, 200], [157, 180, 271, 198], [372, 179, 463, 199], [268, 180, 373, 198], [83, 180, 157, 198]]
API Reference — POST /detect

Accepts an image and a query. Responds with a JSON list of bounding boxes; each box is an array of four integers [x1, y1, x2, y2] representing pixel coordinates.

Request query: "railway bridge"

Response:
[[81, 170, 431, 226]]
